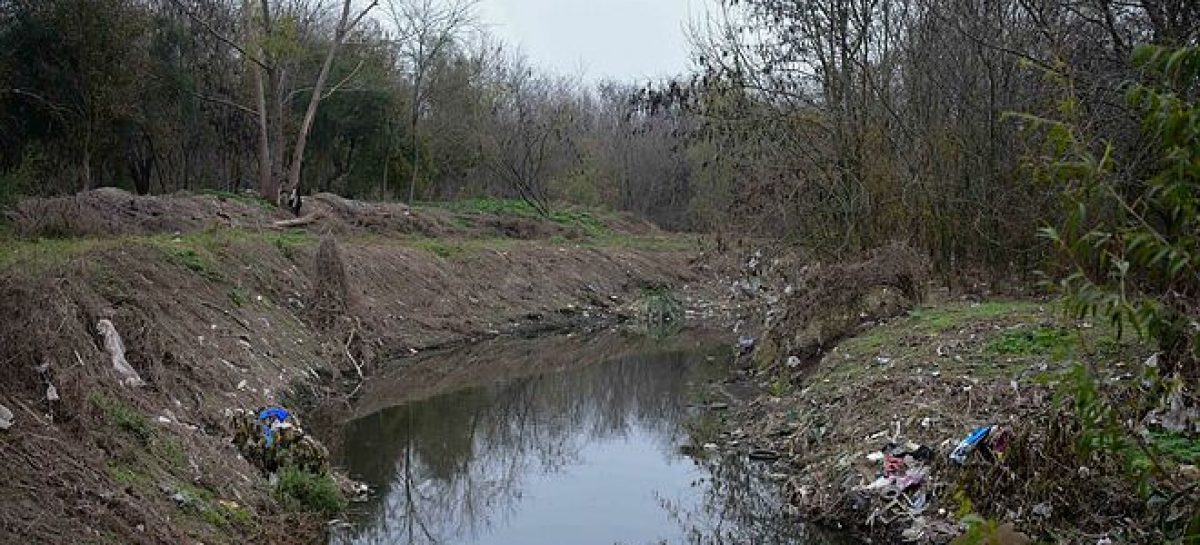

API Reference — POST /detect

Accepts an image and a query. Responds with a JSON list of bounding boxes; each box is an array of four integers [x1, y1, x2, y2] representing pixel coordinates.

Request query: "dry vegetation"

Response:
[[0, 194, 696, 544]]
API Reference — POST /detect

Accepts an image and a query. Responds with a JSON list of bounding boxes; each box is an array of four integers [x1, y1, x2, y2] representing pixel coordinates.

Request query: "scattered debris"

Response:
[[230, 406, 330, 475], [949, 425, 1011, 465], [96, 319, 146, 387], [0, 403, 13, 431], [748, 449, 780, 461]]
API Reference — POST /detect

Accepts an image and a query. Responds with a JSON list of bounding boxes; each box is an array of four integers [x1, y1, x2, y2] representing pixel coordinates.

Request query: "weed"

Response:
[[106, 461, 150, 487], [90, 393, 151, 444], [1148, 430, 1200, 464], [227, 286, 249, 307], [437, 197, 612, 236], [152, 437, 188, 469], [411, 238, 464, 259], [168, 247, 221, 281], [272, 468, 347, 514], [268, 231, 313, 256], [987, 327, 1074, 356]]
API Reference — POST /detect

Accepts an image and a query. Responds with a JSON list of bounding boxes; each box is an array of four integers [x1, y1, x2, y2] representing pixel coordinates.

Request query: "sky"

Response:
[[478, 0, 705, 83]]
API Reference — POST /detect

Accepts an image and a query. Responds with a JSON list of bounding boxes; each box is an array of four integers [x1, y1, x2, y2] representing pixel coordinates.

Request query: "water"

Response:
[[329, 334, 838, 545]]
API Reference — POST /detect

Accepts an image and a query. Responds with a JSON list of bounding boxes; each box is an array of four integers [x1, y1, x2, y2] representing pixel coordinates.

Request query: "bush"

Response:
[[1037, 44, 1200, 377], [272, 468, 346, 514]]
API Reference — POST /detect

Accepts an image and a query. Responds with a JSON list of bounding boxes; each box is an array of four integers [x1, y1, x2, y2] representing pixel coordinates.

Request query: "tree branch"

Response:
[[166, 0, 267, 69]]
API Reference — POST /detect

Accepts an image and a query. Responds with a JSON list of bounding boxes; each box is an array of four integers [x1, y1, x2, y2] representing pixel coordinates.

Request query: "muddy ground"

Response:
[[0, 190, 733, 544]]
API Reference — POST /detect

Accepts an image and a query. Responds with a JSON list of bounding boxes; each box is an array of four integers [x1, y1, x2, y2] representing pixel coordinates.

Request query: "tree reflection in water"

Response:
[[331, 346, 834, 545]]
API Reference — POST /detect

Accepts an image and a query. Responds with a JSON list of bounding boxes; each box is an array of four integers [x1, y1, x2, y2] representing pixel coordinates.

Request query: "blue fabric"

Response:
[[257, 407, 290, 447], [258, 407, 290, 423]]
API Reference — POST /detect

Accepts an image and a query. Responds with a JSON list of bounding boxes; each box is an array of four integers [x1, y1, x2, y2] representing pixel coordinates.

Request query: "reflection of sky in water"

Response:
[[331, 346, 829, 545]]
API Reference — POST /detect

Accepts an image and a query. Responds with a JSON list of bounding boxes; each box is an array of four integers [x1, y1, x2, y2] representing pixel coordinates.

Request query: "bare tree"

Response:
[[283, 0, 379, 209]]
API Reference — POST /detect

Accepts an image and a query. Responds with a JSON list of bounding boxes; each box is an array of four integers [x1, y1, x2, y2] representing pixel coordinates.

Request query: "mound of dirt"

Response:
[[5, 189, 657, 241], [754, 242, 929, 368], [6, 187, 291, 237]]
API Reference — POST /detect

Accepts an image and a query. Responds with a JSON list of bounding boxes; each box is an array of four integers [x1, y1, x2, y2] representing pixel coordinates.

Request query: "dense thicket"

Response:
[[1, 0, 1197, 271], [0, 0, 696, 227], [691, 0, 1197, 272]]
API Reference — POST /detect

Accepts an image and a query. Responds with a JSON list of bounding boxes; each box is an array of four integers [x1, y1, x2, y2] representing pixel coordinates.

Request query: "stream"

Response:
[[328, 333, 844, 545]]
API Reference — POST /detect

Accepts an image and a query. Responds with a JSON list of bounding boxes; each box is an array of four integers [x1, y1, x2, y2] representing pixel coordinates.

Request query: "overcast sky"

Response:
[[478, 0, 704, 83]]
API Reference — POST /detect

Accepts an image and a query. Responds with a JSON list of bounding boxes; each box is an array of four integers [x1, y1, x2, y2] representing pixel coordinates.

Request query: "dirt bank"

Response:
[[703, 287, 1197, 543], [0, 193, 708, 544]]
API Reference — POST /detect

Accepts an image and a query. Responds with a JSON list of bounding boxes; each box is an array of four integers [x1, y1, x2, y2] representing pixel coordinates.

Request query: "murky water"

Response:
[[330, 335, 839, 545]]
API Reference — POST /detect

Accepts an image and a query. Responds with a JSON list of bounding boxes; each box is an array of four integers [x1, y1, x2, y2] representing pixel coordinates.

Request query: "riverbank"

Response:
[[703, 287, 1198, 543], [0, 190, 719, 544]]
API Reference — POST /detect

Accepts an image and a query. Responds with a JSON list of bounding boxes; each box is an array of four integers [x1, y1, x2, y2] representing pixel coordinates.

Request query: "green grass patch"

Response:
[[273, 468, 347, 514], [106, 460, 152, 487], [227, 286, 249, 307], [987, 326, 1076, 356], [585, 233, 697, 252], [169, 247, 221, 280], [1149, 430, 1200, 464], [90, 393, 152, 444], [906, 300, 1043, 332], [0, 235, 107, 270], [265, 230, 314, 256], [152, 437, 188, 469], [411, 238, 467, 259], [431, 197, 613, 237]]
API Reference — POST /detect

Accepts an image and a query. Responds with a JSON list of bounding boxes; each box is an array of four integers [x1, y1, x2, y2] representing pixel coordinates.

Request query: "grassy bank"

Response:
[[712, 292, 1198, 543]]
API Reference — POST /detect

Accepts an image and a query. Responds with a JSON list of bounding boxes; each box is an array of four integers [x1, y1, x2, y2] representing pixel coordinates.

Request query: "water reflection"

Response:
[[332, 342, 835, 545]]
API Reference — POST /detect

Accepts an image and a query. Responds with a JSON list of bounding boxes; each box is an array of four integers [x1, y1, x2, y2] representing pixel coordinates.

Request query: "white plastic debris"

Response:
[[96, 319, 145, 387], [0, 404, 13, 431], [786, 356, 802, 368], [46, 384, 59, 402]]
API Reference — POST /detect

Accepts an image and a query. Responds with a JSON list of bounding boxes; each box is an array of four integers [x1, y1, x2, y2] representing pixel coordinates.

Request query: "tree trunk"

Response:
[[284, 0, 376, 202], [250, 0, 275, 201], [407, 71, 422, 205]]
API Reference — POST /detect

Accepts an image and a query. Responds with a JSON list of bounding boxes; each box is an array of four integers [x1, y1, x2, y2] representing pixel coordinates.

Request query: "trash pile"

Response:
[[848, 424, 1018, 542], [856, 441, 940, 536], [230, 406, 330, 475]]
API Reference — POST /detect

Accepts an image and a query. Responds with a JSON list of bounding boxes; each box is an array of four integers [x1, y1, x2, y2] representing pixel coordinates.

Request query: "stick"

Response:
[[272, 213, 322, 228], [344, 329, 363, 379]]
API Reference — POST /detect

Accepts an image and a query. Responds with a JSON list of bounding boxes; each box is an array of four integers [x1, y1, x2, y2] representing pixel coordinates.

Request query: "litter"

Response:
[[97, 319, 146, 387], [949, 425, 993, 464], [0, 404, 13, 431], [257, 406, 290, 448], [231, 406, 330, 475]]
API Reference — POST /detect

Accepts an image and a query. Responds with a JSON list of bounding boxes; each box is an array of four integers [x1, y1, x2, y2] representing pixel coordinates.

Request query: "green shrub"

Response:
[[272, 468, 346, 514], [90, 393, 151, 444]]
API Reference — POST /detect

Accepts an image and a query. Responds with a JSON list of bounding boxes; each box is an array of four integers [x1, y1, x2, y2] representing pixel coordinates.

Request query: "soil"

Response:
[[700, 284, 1195, 544], [0, 191, 717, 545]]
